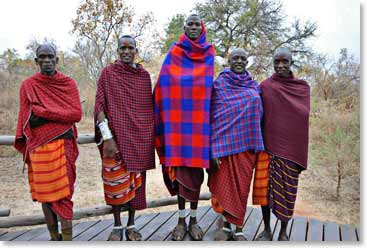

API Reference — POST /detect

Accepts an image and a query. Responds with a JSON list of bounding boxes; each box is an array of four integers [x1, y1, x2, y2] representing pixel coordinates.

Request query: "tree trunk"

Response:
[[336, 160, 341, 199]]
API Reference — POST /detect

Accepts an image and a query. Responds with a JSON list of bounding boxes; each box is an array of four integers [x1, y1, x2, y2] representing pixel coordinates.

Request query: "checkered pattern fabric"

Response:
[[209, 151, 256, 226], [95, 60, 155, 173], [210, 68, 264, 158], [154, 22, 215, 169], [14, 71, 81, 157]]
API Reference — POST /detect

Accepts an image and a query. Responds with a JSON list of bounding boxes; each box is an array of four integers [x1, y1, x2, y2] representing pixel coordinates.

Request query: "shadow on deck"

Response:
[[0, 206, 359, 241]]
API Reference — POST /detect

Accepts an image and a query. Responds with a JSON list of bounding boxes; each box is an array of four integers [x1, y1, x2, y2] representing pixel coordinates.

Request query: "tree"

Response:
[[71, 0, 159, 83], [193, 0, 316, 77], [0, 49, 21, 75], [160, 14, 186, 54], [301, 49, 360, 109]]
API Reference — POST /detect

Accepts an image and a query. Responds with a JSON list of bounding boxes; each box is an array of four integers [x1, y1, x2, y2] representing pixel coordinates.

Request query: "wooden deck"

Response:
[[0, 206, 359, 241]]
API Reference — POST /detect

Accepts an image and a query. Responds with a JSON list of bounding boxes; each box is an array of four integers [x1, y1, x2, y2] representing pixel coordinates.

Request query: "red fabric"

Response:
[[162, 166, 204, 202], [14, 71, 82, 159], [260, 73, 310, 170], [95, 60, 155, 173], [50, 139, 77, 220], [208, 151, 256, 226]]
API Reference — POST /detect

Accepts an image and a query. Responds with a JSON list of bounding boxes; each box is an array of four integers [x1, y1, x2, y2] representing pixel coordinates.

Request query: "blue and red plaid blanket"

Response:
[[154, 22, 215, 169], [210, 68, 264, 158]]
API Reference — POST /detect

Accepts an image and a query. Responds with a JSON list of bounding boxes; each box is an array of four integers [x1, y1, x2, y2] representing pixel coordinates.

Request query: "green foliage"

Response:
[[193, 0, 316, 78], [160, 14, 186, 54]]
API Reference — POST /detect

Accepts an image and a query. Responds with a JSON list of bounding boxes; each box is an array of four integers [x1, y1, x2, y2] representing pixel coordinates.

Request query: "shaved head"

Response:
[[273, 47, 292, 61], [229, 48, 247, 57], [36, 43, 56, 57]]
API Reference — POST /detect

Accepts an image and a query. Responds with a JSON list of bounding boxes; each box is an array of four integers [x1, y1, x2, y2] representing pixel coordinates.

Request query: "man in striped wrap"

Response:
[[254, 48, 310, 241], [94, 35, 155, 241], [14, 44, 82, 241], [154, 14, 215, 241], [208, 48, 265, 241]]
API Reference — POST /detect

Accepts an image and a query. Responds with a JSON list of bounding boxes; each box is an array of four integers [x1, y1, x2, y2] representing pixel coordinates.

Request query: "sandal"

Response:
[[171, 223, 187, 241], [107, 226, 123, 241], [125, 225, 142, 241], [188, 223, 204, 241], [255, 230, 272, 241], [232, 231, 247, 241], [214, 227, 232, 241]]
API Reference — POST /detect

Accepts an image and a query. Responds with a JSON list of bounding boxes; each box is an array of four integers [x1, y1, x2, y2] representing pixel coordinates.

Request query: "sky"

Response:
[[0, 0, 361, 60]]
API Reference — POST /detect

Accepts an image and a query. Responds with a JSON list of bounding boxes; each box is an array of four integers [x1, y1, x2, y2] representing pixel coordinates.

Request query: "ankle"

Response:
[[178, 217, 186, 225], [189, 217, 198, 225]]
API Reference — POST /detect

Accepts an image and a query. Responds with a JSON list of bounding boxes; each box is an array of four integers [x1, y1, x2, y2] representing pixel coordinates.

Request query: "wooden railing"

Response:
[[0, 134, 211, 228]]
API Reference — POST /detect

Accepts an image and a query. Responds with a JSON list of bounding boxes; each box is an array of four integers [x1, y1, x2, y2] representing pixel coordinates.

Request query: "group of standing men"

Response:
[[14, 14, 310, 241]]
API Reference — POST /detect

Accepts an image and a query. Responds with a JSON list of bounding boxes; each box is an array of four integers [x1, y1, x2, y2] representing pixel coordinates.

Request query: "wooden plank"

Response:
[[289, 216, 307, 241], [140, 211, 176, 240], [134, 212, 160, 231], [324, 222, 340, 241], [90, 216, 129, 241], [0, 229, 29, 241], [12, 226, 47, 241], [0, 231, 8, 238], [164, 205, 210, 241], [340, 224, 357, 241], [147, 210, 189, 241], [31, 220, 99, 241], [74, 219, 113, 241], [242, 207, 263, 241], [307, 218, 323, 241]]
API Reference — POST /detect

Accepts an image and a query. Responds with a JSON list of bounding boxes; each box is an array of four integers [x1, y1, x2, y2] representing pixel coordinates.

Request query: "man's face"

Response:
[[229, 49, 248, 74], [35, 45, 58, 76], [273, 51, 292, 77], [184, 15, 202, 40], [117, 37, 137, 66]]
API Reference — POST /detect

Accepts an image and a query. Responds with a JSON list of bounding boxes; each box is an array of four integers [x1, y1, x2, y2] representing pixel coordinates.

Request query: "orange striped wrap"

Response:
[[28, 139, 71, 202], [102, 156, 142, 206], [252, 151, 270, 206]]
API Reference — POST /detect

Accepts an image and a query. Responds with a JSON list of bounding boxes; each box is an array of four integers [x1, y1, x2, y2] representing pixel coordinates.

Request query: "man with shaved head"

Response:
[[254, 47, 310, 241], [94, 35, 154, 241], [208, 48, 264, 240], [154, 14, 215, 241], [14, 43, 82, 241]]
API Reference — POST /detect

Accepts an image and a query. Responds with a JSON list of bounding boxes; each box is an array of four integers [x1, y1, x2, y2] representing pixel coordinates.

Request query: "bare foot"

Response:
[[278, 232, 289, 241], [255, 229, 272, 241], [125, 227, 142, 241]]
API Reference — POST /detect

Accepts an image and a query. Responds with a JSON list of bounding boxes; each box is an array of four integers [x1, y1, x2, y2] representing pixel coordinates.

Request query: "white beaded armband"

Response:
[[97, 119, 113, 140]]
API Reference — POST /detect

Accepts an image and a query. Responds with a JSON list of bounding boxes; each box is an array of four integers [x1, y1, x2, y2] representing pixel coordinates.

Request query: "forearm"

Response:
[[32, 106, 81, 123]]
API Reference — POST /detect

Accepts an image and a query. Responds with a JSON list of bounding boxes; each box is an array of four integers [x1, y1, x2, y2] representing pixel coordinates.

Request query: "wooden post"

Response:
[[0, 134, 95, 146], [0, 208, 10, 217]]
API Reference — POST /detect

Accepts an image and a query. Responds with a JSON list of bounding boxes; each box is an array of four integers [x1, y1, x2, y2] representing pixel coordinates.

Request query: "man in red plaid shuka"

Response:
[[208, 48, 264, 241], [154, 14, 215, 241], [94, 35, 155, 241], [14, 44, 82, 241]]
